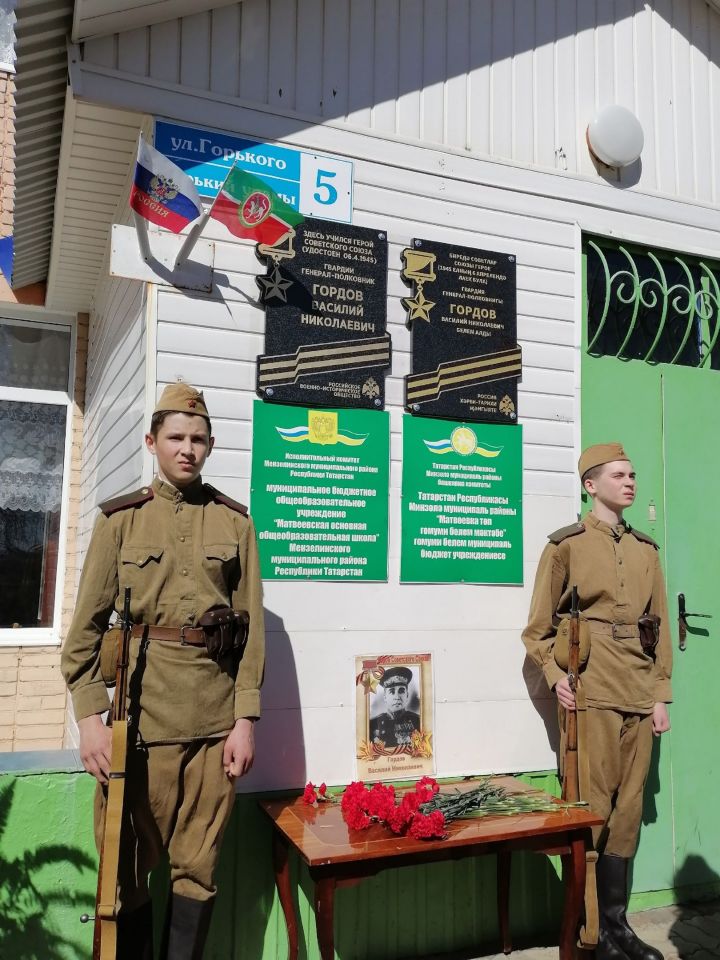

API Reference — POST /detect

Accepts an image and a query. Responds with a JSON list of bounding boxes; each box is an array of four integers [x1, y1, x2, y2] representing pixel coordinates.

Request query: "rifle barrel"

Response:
[[85, 587, 132, 960], [562, 584, 581, 802]]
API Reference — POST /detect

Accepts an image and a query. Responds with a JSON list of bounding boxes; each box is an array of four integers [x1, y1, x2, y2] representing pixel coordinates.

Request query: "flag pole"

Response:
[[174, 162, 235, 269], [173, 208, 210, 268], [133, 210, 153, 263]]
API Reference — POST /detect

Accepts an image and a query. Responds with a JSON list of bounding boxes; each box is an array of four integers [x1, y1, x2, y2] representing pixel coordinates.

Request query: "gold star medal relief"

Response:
[[401, 245, 437, 324], [256, 228, 297, 304]]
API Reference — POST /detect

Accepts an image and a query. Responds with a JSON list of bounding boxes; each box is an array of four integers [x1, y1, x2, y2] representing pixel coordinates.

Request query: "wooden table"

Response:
[[259, 777, 603, 960]]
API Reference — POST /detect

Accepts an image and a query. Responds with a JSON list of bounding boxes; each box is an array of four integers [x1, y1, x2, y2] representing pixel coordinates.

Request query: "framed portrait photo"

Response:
[[355, 653, 435, 782]]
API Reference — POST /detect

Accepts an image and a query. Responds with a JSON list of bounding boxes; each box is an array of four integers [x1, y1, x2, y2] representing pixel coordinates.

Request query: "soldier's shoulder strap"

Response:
[[628, 526, 659, 549], [204, 483, 249, 516], [99, 485, 154, 516], [548, 521, 586, 545]]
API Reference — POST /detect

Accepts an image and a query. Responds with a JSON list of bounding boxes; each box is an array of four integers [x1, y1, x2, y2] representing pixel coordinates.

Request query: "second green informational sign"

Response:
[[251, 401, 389, 580], [401, 416, 523, 584]]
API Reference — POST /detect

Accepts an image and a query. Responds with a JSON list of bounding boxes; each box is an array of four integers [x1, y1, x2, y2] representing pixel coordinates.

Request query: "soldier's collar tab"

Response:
[[585, 512, 626, 537], [153, 476, 204, 503], [152, 477, 179, 502]]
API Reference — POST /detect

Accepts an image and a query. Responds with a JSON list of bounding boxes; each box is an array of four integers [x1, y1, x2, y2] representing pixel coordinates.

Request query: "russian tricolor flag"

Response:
[[129, 137, 203, 234]]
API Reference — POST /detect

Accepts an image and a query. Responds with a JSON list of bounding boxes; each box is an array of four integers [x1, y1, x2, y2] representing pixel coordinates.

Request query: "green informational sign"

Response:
[[251, 401, 389, 580], [400, 416, 523, 584]]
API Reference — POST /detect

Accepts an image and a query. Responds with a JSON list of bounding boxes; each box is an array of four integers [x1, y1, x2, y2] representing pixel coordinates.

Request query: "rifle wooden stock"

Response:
[[562, 586, 580, 803], [88, 588, 132, 960]]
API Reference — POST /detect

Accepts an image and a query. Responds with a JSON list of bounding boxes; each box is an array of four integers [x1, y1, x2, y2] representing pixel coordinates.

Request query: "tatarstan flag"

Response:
[[209, 166, 304, 245]]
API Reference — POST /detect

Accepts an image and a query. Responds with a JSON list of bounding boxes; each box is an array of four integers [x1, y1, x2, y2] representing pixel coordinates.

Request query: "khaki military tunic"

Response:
[[523, 513, 673, 857], [523, 512, 672, 712], [61, 476, 265, 744]]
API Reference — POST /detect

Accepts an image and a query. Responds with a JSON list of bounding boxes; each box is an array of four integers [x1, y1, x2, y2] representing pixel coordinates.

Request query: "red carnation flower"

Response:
[[366, 783, 396, 821], [417, 776, 439, 795], [408, 810, 446, 840], [343, 801, 371, 831]]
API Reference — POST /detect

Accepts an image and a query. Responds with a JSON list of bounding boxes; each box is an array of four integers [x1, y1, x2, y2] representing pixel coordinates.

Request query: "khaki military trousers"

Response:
[[561, 706, 653, 858], [94, 738, 236, 912]]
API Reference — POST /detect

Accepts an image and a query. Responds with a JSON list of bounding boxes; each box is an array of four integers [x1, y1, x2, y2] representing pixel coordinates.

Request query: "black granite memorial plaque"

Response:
[[256, 219, 391, 409], [402, 239, 521, 423]]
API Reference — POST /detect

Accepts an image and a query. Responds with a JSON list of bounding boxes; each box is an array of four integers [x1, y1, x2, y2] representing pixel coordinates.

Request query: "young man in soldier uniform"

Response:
[[522, 443, 672, 960], [61, 383, 264, 960]]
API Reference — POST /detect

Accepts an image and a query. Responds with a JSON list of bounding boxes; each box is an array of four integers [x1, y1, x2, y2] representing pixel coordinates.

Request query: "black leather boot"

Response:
[[117, 900, 154, 960], [161, 893, 215, 960], [597, 855, 664, 960], [595, 926, 632, 960]]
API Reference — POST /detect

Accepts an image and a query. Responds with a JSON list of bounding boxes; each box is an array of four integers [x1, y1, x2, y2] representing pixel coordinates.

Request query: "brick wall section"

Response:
[[61, 313, 90, 747], [0, 70, 44, 304], [0, 314, 89, 751], [0, 71, 14, 240]]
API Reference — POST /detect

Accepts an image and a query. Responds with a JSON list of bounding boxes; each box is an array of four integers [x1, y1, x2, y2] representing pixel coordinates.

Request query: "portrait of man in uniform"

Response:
[[369, 665, 421, 748]]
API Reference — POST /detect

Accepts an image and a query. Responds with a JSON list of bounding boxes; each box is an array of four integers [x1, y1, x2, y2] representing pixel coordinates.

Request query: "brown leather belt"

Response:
[[130, 624, 205, 647], [585, 620, 640, 640]]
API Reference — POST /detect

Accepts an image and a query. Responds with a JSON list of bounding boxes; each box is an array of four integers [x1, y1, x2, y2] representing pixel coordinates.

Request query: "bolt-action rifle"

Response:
[[561, 585, 580, 803], [81, 587, 132, 960]]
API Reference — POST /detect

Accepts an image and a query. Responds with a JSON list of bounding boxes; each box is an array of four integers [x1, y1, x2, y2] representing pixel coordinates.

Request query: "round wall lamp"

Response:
[[586, 105, 644, 168]]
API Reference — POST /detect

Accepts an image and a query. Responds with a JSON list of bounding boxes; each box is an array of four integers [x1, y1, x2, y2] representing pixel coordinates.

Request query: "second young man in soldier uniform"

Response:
[[523, 443, 671, 960], [61, 383, 264, 960]]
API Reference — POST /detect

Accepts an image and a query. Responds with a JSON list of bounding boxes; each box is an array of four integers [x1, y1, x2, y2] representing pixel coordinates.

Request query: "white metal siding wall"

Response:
[[78, 275, 147, 549], [46, 96, 145, 314], [82, 0, 720, 205], [155, 148, 577, 791]]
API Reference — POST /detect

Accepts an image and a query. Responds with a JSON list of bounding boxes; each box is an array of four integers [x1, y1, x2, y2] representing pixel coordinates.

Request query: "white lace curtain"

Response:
[[0, 401, 66, 512], [0, 323, 71, 391]]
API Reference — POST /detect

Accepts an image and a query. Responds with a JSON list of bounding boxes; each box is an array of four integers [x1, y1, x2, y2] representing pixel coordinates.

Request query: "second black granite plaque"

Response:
[[402, 239, 521, 423]]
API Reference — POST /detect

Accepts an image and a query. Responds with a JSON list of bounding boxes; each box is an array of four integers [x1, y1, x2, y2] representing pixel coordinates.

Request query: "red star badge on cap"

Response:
[[188, 399, 197, 408]]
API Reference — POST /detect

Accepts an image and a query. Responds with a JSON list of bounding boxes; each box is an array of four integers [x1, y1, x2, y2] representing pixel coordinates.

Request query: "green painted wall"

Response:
[[0, 765, 583, 959], [5, 760, 717, 960], [2, 750, 719, 960], [0, 770, 97, 959]]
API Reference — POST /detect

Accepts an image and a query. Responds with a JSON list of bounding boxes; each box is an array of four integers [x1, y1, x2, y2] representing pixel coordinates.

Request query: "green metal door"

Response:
[[582, 238, 720, 900], [661, 367, 720, 891]]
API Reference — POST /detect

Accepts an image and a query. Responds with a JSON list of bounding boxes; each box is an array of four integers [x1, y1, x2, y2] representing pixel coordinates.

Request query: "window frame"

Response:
[[583, 233, 720, 369], [0, 308, 76, 646]]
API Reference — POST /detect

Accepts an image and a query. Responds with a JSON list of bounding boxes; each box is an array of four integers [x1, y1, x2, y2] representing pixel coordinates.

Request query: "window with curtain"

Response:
[[0, 318, 72, 634]]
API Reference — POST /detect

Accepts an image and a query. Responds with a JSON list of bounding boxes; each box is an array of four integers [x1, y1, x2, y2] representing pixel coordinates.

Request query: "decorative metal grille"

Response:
[[584, 237, 720, 369]]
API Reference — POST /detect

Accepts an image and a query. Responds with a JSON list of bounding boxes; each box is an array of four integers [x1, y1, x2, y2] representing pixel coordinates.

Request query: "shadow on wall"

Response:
[[244, 607, 307, 791], [640, 734, 662, 829], [668, 856, 720, 958], [0, 778, 96, 960], [521, 654, 561, 763]]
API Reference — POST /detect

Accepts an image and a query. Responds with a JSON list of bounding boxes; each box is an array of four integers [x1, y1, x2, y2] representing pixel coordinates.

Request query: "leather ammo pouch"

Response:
[[198, 607, 250, 660], [638, 614, 661, 657], [553, 616, 591, 670], [100, 626, 122, 686]]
